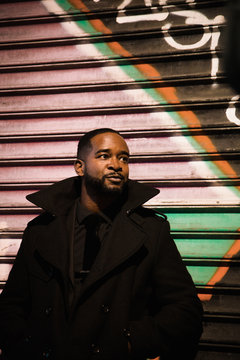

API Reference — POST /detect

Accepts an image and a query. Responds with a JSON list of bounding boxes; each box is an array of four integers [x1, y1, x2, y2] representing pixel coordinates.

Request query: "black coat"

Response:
[[0, 177, 202, 360]]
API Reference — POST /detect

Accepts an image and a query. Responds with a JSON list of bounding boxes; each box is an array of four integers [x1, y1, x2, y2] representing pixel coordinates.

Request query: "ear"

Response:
[[74, 159, 85, 177]]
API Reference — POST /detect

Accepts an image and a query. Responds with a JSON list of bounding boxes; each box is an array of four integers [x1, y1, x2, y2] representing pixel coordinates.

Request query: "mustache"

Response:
[[104, 172, 124, 179]]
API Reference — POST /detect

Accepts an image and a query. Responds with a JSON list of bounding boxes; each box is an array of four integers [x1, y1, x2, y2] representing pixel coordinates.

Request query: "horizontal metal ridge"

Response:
[[1, 256, 238, 266], [0, 182, 52, 190], [0, 257, 15, 264], [0, 76, 227, 95], [199, 341, 240, 352], [183, 258, 240, 266], [0, 283, 238, 293], [1, 230, 239, 238], [1, 126, 238, 141], [0, 23, 226, 50], [0, 99, 237, 119], [0, 50, 221, 72], [140, 179, 240, 187], [0, 0, 227, 26], [147, 205, 240, 210], [0, 231, 22, 238], [0, 207, 41, 215], [172, 231, 240, 239], [197, 285, 240, 295], [0, 152, 239, 166], [1, 178, 240, 190], [203, 313, 240, 322], [1, 204, 240, 215]]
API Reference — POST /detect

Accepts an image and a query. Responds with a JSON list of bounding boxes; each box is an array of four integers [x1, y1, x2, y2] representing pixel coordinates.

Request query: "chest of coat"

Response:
[[29, 244, 152, 316], [27, 212, 158, 333]]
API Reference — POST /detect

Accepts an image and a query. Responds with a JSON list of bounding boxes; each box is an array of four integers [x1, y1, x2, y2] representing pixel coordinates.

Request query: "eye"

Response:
[[119, 155, 129, 163], [98, 153, 109, 159]]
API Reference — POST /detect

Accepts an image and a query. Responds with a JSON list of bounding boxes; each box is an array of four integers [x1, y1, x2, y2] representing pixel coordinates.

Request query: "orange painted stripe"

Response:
[[198, 293, 212, 301], [199, 230, 240, 301], [223, 239, 240, 258], [207, 266, 230, 286], [69, 1, 240, 304], [69, 0, 240, 189], [69, 0, 89, 12], [207, 230, 240, 284]]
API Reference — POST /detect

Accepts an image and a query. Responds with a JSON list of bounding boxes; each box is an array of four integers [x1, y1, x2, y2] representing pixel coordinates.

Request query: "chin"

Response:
[[103, 180, 127, 194], [103, 185, 123, 195]]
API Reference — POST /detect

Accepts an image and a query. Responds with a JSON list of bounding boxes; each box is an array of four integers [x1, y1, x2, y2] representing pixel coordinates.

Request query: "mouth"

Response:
[[105, 174, 124, 184]]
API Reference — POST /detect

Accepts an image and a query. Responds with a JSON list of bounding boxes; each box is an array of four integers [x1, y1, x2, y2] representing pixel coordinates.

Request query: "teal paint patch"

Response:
[[186, 266, 218, 285], [175, 239, 236, 258], [53, 0, 240, 193], [75, 19, 101, 35], [156, 208, 240, 232], [55, 0, 79, 13], [45, 0, 239, 295], [53, 0, 190, 128], [167, 212, 240, 231]]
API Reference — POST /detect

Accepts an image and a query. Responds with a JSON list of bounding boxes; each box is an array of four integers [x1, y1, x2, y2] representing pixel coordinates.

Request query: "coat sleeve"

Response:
[[0, 228, 35, 357], [129, 220, 203, 360]]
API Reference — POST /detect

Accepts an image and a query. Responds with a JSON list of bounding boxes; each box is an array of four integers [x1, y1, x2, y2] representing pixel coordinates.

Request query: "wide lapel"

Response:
[[34, 204, 76, 284], [80, 210, 147, 295]]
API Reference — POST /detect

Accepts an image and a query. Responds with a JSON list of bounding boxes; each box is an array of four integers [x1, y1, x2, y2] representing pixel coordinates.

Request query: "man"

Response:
[[0, 128, 202, 360]]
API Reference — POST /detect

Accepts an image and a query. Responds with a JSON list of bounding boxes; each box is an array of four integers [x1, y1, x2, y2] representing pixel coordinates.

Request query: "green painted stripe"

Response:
[[156, 209, 240, 232], [186, 266, 218, 285], [55, 0, 79, 13], [175, 239, 237, 258], [53, 0, 240, 195], [52, 0, 200, 129], [167, 213, 240, 232]]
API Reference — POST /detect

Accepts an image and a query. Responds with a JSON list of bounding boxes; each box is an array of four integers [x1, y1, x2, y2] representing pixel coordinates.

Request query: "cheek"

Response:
[[123, 165, 129, 178], [87, 162, 105, 176]]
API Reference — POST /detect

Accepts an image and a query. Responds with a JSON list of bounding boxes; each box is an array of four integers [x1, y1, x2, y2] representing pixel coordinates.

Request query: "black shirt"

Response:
[[73, 199, 112, 283]]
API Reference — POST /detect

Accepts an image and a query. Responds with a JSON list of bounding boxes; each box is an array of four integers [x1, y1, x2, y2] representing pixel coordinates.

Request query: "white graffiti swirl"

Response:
[[226, 96, 240, 126], [116, 1, 225, 80]]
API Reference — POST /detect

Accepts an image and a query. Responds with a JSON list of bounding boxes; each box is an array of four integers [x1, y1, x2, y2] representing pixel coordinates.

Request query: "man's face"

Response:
[[80, 132, 129, 195]]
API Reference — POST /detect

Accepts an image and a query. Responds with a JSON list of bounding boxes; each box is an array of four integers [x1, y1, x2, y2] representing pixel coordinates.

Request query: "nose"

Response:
[[108, 157, 122, 171]]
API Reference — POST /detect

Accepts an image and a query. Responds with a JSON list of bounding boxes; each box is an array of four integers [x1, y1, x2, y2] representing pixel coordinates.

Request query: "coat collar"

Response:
[[26, 176, 82, 216], [27, 177, 159, 298], [26, 176, 159, 215]]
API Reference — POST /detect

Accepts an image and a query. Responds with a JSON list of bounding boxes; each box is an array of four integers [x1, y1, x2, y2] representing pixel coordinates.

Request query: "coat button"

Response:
[[123, 328, 131, 339], [42, 349, 51, 359], [23, 335, 32, 344], [101, 304, 110, 313], [91, 344, 100, 354], [44, 307, 53, 316]]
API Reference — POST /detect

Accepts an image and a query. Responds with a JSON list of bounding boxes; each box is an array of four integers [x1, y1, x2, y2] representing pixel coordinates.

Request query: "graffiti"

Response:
[[50, 0, 239, 304], [226, 95, 240, 126], [117, 0, 166, 9], [116, 0, 240, 127], [116, 0, 224, 80], [1, 0, 240, 354], [90, 0, 239, 127], [162, 12, 224, 80], [117, 0, 169, 22]]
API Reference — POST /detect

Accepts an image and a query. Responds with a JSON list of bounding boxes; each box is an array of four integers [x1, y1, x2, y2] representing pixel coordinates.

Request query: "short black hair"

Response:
[[77, 128, 121, 159]]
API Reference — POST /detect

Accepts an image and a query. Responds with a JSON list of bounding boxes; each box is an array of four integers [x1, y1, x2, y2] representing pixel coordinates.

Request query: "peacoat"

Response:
[[0, 177, 203, 360]]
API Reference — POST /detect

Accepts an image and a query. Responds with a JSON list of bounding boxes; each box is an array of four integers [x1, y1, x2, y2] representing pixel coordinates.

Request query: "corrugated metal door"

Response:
[[0, 0, 240, 358]]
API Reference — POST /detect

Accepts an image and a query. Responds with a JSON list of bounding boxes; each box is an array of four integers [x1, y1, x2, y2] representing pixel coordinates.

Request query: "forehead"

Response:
[[90, 132, 129, 153]]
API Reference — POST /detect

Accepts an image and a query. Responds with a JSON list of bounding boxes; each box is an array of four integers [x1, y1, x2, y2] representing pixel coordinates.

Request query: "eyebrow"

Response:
[[95, 149, 130, 157]]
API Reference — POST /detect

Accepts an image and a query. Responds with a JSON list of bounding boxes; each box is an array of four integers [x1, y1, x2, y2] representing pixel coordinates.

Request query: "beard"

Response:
[[84, 171, 127, 195]]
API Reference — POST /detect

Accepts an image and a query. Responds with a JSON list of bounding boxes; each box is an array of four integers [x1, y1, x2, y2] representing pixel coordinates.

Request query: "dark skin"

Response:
[[74, 132, 131, 351], [74, 132, 130, 212]]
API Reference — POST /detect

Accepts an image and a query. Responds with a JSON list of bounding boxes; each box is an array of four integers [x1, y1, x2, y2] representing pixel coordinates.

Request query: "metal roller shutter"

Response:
[[0, 0, 240, 358]]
